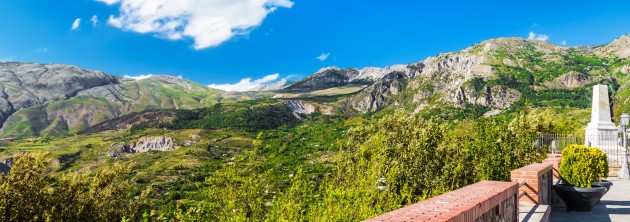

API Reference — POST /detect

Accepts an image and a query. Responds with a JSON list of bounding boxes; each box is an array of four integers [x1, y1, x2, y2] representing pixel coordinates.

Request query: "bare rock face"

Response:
[[0, 62, 119, 129], [349, 38, 572, 113], [282, 67, 360, 92], [284, 100, 333, 119], [131, 136, 177, 153], [106, 136, 178, 158], [352, 71, 409, 112], [595, 35, 630, 59], [543, 71, 591, 89], [107, 142, 134, 158], [449, 85, 521, 109], [355, 65, 410, 81], [106, 136, 177, 158], [76, 84, 128, 103]]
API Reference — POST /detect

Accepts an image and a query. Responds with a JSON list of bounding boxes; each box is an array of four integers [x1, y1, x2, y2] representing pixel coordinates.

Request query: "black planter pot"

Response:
[[553, 184, 607, 212], [592, 180, 613, 204], [592, 180, 613, 194]]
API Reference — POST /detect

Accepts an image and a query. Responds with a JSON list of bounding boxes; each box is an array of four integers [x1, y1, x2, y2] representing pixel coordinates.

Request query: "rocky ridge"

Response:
[[344, 36, 630, 113], [0, 63, 120, 127], [0, 63, 228, 137]]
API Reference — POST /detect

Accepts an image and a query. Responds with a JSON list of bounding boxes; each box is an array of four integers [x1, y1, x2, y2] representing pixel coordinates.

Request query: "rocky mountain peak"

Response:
[[465, 37, 566, 55], [595, 34, 630, 58], [315, 66, 342, 73], [355, 65, 410, 81], [281, 67, 360, 92], [0, 62, 120, 129]]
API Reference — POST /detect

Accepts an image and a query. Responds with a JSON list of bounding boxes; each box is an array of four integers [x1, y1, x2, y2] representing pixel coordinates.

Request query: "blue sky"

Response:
[[1, 0, 630, 91]]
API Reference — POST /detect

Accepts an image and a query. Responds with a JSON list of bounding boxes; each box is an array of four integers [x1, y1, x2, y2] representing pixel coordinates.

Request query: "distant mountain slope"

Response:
[[300, 36, 630, 115], [3, 35, 630, 137], [0, 63, 249, 137]]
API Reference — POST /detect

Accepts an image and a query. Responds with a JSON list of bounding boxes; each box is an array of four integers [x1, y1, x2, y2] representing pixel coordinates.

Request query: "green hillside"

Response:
[[0, 78, 242, 138]]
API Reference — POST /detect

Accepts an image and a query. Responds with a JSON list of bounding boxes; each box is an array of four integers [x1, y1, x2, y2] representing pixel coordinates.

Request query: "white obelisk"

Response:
[[585, 85, 620, 164]]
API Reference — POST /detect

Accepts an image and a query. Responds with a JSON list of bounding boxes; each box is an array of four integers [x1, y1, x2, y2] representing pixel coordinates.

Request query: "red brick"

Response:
[[363, 181, 518, 222]]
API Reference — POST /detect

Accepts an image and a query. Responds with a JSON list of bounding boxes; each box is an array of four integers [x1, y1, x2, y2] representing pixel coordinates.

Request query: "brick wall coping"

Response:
[[363, 181, 518, 222], [546, 153, 562, 158], [511, 163, 553, 178]]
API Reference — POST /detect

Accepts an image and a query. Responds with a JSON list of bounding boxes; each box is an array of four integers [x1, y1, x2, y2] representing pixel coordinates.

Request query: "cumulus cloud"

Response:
[[561, 40, 567, 46], [98, 0, 294, 49], [96, 0, 119, 5], [90, 15, 99, 26], [71, 18, 81, 30], [123, 74, 184, 80], [208, 73, 281, 92], [124, 74, 154, 80], [528, 32, 549, 41], [316, 52, 330, 61]]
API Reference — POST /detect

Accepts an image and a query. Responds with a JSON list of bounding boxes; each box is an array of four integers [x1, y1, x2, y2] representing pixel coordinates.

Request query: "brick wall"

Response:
[[542, 154, 562, 180], [510, 163, 553, 205], [363, 181, 519, 222], [364, 157, 558, 221], [542, 155, 563, 206]]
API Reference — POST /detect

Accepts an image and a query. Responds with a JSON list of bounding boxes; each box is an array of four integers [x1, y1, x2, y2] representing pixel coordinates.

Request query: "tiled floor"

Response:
[[550, 178, 630, 222]]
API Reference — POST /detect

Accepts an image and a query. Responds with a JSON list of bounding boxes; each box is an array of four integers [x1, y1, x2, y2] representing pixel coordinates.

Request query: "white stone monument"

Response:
[[585, 84, 626, 166]]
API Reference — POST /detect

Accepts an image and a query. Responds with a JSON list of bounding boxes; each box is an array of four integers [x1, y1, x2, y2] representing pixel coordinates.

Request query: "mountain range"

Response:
[[2, 34, 630, 138]]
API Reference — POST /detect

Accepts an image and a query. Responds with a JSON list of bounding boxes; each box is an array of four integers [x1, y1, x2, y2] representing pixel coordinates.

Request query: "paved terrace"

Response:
[[550, 178, 630, 222]]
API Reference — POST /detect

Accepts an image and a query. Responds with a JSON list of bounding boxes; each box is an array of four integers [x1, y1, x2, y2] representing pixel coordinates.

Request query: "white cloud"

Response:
[[316, 52, 330, 61], [71, 18, 81, 30], [123, 74, 184, 80], [527, 32, 549, 41], [98, 0, 294, 49], [96, 0, 120, 5], [123, 74, 183, 80], [561, 40, 567, 46], [90, 15, 99, 26], [36, 47, 49, 53], [208, 73, 280, 92], [123, 74, 153, 80]]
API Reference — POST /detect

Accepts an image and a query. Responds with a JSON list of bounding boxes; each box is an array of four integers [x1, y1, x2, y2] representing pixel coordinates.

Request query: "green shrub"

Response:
[[559, 144, 609, 187]]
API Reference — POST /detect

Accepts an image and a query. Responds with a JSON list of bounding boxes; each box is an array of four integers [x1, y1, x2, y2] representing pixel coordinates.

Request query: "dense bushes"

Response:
[[0, 153, 149, 221], [162, 109, 551, 221], [2, 108, 556, 221], [559, 144, 609, 187]]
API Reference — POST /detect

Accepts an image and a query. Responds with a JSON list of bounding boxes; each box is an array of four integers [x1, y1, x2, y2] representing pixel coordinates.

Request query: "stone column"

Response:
[[585, 85, 623, 165]]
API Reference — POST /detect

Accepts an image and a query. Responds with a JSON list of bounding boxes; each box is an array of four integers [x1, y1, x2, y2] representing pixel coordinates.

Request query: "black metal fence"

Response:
[[535, 134, 581, 154]]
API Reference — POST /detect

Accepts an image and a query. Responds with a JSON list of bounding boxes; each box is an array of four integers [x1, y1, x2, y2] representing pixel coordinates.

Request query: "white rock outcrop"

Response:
[[131, 136, 177, 153]]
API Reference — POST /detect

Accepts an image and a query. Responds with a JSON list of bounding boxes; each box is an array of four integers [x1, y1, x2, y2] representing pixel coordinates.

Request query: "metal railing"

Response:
[[584, 133, 628, 165], [534, 134, 580, 154], [536, 134, 629, 165]]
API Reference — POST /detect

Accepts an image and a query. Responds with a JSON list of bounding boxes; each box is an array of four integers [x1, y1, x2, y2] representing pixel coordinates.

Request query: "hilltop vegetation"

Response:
[[0, 107, 572, 221]]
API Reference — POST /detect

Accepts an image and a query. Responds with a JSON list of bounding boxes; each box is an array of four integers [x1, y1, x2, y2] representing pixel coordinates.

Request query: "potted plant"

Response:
[[553, 144, 610, 212]]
